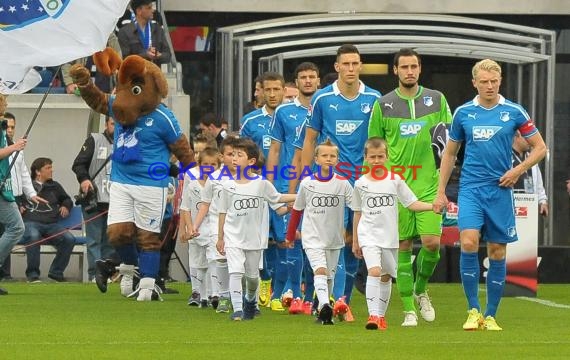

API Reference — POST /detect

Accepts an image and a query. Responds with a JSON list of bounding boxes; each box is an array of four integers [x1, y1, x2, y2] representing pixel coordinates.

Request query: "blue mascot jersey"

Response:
[[109, 98, 183, 187]]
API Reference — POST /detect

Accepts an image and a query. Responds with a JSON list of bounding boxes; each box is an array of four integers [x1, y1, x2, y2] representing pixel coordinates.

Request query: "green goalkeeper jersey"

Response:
[[368, 86, 452, 200]]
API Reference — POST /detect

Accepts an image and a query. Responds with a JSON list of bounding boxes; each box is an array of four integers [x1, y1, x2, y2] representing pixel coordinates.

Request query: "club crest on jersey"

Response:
[[336, 120, 363, 135], [500, 112, 510, 122], [472, 125, 502, 141], [361, 103, 371, 114], [399, 121, 425, 137], [423, 96, 433, 107]]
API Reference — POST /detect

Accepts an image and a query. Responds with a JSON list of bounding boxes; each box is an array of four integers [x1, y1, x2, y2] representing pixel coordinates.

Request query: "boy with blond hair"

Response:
[[352, 137, 432, 330]]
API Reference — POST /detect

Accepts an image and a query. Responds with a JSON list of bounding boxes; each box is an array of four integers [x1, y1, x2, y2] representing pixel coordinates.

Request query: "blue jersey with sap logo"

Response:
[[269, 98, 308, 191], [239, 105, 272, 160], [109, 98, 183, 187], [450, 95, 538, 189], [307, 81, 381, 183]]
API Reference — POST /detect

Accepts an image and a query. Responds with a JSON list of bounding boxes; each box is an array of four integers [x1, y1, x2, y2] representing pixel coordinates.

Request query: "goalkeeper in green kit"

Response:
[[368, 48, 452, 327]]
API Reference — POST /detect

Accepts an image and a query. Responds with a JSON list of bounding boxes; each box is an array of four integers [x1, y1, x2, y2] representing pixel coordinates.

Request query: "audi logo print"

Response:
[[234, 198, 260, 210], [366, 195, 395, 208], [311, 196, 340, 207]]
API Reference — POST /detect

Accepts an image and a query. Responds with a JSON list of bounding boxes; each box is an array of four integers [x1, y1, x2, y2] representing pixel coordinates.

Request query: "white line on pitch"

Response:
[[516, 296, 570, 309]]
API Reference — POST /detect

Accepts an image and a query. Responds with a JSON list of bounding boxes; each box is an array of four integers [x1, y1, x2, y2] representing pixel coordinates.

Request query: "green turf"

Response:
[[1, 283, 569, 359]]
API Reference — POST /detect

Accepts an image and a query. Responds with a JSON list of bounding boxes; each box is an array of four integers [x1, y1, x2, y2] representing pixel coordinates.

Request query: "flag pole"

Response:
[[0, 64, 63, 191]]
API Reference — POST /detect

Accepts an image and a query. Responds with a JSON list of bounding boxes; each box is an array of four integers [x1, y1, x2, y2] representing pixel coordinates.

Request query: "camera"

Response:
[[74, 189, 98, 214]]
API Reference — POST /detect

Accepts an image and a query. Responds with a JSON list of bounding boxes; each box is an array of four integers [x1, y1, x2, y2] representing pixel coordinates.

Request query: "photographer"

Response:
[[72, 116, 116, 283]]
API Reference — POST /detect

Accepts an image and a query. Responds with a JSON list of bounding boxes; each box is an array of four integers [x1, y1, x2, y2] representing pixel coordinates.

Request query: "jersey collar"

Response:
[[332, 80, 365, 95], [472, 94, 505, 107]]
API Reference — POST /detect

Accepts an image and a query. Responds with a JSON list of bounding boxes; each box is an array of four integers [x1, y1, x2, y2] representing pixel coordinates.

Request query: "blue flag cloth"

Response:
[[0, 0, 129, 94]]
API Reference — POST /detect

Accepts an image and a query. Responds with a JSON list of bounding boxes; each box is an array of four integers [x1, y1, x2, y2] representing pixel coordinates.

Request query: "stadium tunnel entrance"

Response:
[[215, 13, 556, 245]]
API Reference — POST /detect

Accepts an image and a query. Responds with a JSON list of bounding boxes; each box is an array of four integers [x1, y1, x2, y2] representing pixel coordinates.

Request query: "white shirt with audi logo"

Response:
[[219, 176, 283, 250], [293, 175, 353, 250], [353, 174, 417, 248]]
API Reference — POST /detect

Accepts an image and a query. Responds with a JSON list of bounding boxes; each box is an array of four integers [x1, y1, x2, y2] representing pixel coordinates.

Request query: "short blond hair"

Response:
[[314, 138, 339, 157], [472, 59, 502, 79]]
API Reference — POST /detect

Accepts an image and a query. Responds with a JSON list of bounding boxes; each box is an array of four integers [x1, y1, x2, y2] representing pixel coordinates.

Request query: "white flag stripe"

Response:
[[0, 0, 130, 94]]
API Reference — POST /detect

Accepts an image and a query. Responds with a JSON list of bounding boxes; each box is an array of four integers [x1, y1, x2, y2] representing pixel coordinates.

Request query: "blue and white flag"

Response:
[[0, 0, 130, 94]]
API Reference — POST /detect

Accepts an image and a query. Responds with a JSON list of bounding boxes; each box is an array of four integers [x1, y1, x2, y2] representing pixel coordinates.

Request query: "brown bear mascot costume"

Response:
[[70, 48, 193, 301]]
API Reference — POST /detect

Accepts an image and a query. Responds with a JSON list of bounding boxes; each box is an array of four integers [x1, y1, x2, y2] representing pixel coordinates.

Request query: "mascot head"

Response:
[[0, 93, 6, 116], [93, 48, 168, 126]]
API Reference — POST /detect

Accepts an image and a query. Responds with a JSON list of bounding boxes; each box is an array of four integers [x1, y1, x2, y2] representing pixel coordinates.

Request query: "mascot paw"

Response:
[[69, 64, 91, 87], [94, 47, 122, 77]]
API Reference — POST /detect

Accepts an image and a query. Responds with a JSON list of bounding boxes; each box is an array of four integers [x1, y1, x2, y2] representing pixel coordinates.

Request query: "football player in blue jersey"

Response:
[[266, 62, 320, 313], [434, 59, 546, 331], [300, 44, 382, 320]]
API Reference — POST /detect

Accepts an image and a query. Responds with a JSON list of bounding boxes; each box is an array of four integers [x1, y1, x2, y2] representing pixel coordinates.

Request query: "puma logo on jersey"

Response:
[[468, 113, 477, 120], [329, 104, 339, 111], [257, 123, 266, 129], [384, 102, 393, 109], [289, 114, 298, 120]]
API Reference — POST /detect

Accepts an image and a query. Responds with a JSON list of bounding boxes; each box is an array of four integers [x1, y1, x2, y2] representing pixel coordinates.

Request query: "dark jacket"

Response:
[[117, 21, 172, 65], [23, 180, 73, 224]]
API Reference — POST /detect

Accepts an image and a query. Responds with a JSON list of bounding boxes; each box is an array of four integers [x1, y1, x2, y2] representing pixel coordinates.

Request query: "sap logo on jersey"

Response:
[[472, 126, 502, 141], [336, 120, 363, 135], [263, 135, 272, 149], [399, 122, 425, 137]]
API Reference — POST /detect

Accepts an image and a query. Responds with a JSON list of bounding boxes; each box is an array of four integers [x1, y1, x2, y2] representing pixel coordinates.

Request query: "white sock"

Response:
[[208, 261, 219, 297], [229, 272, 243, 312], [314, 274, 329, 310], [244, 276, 259, 302], [366, 276, 381, 316], [205, 266, 212, 298], [379, 279, 392, 316], [190, 267, 202, 295], [216, 261, 230, 298], [196, 268, 208, 300]]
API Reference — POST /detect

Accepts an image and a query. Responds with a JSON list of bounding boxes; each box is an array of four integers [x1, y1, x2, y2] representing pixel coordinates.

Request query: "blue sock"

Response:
[[485, 258, 506, 318], [303, 253, 315, 302], [138, 250, 160, 278], [271, 247, 288, 300], [116, 243, 138, 266], [460, 251, 480, 311], [287, 242, 303, 298], [343, 245, 358, 304], [332, 247, 346, 300], [261, 245, 276, 281]]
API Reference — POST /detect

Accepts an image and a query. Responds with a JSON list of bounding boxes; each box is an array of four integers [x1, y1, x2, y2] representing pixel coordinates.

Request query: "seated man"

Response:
[[20, 157, 75, 282]]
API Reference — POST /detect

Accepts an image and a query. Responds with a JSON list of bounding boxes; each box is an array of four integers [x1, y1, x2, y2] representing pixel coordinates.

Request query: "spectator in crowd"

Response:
[[20, 157, 75, 283], [199, 113, 228, 148], [243, 75, 265, 114], [0, 112, 46, 281], [71, 116, 116, 285], [0, 95, 26, 294], [118, 0, 172, 65]]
